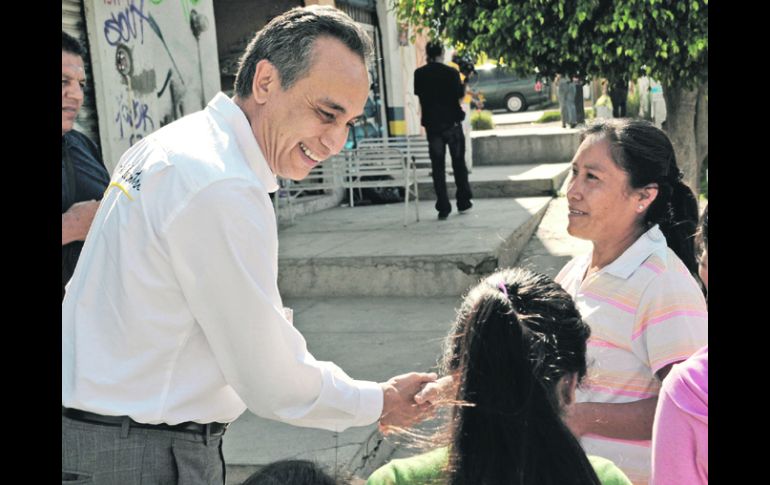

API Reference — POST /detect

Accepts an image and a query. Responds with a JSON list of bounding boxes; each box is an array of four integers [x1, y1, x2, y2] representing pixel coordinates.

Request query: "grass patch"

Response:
[[536, 110, 561, 123], [471, 110, 495, 130], [535, 107, 595, 123]]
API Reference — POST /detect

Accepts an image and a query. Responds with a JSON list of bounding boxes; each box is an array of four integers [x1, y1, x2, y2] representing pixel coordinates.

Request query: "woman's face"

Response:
[[566, 135, 645, 245]]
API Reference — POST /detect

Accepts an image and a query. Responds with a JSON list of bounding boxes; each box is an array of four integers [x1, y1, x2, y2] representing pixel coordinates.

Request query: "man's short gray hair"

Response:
[[233, 5, 373, 97]]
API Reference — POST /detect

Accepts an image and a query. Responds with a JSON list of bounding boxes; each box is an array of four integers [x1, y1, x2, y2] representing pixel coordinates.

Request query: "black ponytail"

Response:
[[444, 269, 600, 485], [655, 179, 699, 276]]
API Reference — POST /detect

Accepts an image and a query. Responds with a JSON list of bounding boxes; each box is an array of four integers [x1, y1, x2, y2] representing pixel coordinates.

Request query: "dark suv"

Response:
[[469, 66, 550, 112]]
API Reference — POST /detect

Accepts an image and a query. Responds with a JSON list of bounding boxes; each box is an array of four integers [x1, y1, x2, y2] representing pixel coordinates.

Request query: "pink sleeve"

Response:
[[650, 369, 708, 485]]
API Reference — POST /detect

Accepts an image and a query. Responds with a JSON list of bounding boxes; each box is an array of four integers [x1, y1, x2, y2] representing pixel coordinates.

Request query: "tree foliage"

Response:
[[394, 0, 708, 88]]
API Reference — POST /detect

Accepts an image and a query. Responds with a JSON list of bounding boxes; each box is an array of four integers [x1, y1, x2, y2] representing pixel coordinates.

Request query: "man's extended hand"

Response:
[[414, 374, 456, 405], [62, 199, 100, 245], [378, 372, 437, 433]]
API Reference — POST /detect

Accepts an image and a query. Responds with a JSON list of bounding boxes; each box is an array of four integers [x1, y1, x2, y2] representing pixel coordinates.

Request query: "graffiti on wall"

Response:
[[87, 0, 220, 173]]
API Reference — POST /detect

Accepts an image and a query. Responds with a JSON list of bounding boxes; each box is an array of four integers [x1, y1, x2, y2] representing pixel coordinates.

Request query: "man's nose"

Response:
[[320, 123, 350, 156], [65, 82, 84, 101]]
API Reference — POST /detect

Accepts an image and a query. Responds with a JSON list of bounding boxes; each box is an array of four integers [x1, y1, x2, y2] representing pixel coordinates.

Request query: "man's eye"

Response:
[[319, 110, 334, 122], [587, 173, 598, 180]]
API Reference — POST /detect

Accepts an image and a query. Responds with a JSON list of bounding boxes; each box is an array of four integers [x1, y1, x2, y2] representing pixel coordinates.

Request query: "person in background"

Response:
[[61, 30, 110, 300], [414, 41, 473, 220], [650, 204, 708, 485], [558, 74, 577, 128], [609, 78, 629, 118], [368, 268, 632, 485]]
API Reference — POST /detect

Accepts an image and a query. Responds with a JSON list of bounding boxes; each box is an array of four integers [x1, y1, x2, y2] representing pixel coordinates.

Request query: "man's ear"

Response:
[[252, 59, 279, 105]]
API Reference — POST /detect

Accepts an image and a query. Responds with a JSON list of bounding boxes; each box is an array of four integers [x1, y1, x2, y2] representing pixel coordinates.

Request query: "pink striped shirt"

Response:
[[556, 225, 708, 485]]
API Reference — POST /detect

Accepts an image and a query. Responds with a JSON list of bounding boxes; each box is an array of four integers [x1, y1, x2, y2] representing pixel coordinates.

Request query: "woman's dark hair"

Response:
[[580, 119, 701, 278], [441, 268, 600, 485], [242, 459, 342, 485]]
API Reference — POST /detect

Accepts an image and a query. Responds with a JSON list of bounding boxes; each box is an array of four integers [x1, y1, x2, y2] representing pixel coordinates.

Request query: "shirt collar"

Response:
[[206, 92, 279, 193], [600, 224, 668, 279]]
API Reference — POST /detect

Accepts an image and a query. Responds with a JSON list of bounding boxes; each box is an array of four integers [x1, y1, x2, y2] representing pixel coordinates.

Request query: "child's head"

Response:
[[441, 267, 600, 485], [242, 459, 341, 485]]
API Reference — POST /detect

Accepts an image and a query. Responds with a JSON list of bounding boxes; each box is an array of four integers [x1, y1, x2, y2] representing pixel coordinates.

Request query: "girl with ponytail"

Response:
[[367, 268, 631, 485]]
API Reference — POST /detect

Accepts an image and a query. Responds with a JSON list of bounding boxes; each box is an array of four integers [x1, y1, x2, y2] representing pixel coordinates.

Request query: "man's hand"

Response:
[[62, 199, 100, 245], [414, 374, 455, 405], [378, 372, 437, 433]]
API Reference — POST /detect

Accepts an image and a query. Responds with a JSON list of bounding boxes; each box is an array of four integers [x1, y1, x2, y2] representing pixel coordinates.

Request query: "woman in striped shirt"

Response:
[[555, 119, 707, 484]]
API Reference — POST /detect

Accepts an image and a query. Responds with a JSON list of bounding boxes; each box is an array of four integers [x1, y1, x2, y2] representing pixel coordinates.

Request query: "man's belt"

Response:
[[62, 407, 228, 436]]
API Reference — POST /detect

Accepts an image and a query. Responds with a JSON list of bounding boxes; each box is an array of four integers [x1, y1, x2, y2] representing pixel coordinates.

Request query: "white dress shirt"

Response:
[[62, 93, 383, 431]]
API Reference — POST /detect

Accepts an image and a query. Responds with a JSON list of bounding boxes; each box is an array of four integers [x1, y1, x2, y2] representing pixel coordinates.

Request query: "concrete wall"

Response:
[[471, 131, 580, 166], [84, 0, 221, 173]]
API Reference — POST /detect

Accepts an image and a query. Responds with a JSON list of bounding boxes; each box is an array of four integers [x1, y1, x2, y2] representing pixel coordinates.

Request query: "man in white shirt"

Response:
[[62, 6, 436, 484]]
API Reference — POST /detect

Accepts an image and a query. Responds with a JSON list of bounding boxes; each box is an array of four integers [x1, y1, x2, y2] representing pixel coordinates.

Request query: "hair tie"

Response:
[[497, 281, 509, 299]]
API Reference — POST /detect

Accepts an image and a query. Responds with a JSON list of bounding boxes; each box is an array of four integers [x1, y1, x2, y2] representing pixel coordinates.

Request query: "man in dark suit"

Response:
[[414, 41, 473, 220]]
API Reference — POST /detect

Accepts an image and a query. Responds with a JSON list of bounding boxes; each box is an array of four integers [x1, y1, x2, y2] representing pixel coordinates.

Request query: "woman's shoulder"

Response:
[[587, 455, 633, 485], [366, 447, 448, 485], [639, 247, 704, 297]]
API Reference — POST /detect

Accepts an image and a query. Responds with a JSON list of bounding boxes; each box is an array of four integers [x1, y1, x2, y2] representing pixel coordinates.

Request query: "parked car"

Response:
[[469, 66, 550, 112]]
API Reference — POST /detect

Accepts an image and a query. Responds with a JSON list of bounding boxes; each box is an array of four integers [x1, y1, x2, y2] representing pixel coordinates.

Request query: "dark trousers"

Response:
[[62, 415, 226, 484], [612, 100, 627, 118], [427, 123, 473, 214]]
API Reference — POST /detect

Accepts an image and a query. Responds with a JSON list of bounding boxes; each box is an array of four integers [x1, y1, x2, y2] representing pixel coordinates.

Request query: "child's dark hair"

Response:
[[242, 459, 342, 485], [441, 267, 600, 485]]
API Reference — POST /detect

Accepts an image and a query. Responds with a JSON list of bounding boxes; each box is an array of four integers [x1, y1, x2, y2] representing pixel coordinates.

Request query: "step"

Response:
[[223, 296, 460, 484], [417, 163, 570, 199], [275, 190, 345, 227], [277, 196, 553, 297], [471, 127, 580, 166]]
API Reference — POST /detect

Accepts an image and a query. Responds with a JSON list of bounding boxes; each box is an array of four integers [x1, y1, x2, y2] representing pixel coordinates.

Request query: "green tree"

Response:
[[395, 0, 708, 193]]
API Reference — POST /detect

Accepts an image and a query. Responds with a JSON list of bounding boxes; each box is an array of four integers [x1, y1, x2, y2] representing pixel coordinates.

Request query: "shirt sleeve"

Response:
[[163, 178, 383, 431], [650, 360, 708, 485], [631, 268, 708, 375]]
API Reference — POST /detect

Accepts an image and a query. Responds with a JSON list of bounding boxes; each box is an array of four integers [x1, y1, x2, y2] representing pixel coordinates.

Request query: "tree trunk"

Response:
[[695, 80, 708, 171], [662, 83, 699, 195]]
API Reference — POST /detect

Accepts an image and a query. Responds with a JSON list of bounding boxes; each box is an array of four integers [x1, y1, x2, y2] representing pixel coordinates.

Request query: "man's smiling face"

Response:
[[255, 36, 370, 181]]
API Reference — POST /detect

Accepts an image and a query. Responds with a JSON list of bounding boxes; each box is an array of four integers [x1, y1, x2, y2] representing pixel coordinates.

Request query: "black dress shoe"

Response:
[[458, 201, 473, 214], [438, 211, 450, 220]]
